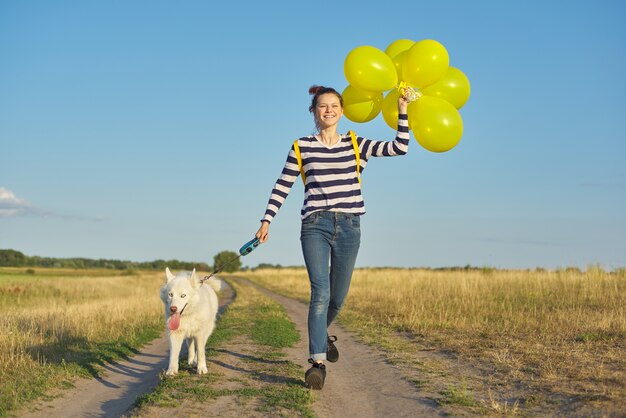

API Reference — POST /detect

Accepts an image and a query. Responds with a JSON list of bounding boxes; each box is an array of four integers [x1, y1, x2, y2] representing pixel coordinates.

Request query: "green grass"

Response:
[[132, 277, 314, 417], [251, 305, 300, 348], [438, 382, 478, 407]]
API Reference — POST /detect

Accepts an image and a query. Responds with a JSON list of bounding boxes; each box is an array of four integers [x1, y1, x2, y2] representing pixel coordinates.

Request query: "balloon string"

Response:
[[397, 81, 422, 103]]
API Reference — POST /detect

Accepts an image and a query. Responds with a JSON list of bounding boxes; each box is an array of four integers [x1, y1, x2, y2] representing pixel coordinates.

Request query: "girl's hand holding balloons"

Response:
[[398, 87, 412, 114]]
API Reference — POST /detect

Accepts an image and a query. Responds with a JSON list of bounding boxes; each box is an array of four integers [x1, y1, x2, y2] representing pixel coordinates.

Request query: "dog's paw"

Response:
[[165, 369, 178, 376], [197, 365, 208, 375]]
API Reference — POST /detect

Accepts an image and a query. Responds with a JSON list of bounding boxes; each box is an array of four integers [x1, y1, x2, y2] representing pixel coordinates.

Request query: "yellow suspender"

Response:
[[294, 131, 361, 185], [349, 130, 361, 184], [293, 139, 306, 184]]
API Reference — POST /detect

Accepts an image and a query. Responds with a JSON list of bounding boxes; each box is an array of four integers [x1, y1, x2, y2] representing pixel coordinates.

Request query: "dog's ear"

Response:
[[189, 268, 201, 288], [166, 267, 176, 283]]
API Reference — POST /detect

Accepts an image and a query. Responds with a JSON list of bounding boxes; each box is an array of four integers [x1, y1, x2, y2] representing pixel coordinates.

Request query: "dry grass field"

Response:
[[0, 267, 164, 416], [2, 265, 624, 416], [242, 267, 626, 415]]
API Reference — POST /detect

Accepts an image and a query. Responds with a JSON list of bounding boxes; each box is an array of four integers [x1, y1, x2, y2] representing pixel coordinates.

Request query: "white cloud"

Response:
[[0, 187, 33, 217], [0, 187, 106, 222]]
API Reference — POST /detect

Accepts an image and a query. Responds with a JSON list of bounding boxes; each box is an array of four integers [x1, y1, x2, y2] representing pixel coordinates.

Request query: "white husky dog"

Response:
[[159, 267, 222, 376]]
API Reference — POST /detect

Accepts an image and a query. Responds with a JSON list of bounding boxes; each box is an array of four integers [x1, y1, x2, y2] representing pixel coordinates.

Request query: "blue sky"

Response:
[[1, 0, 625, 270]]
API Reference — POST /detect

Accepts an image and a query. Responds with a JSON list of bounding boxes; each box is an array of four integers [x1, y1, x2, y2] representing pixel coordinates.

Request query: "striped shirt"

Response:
[[262, 113, 410, 223]]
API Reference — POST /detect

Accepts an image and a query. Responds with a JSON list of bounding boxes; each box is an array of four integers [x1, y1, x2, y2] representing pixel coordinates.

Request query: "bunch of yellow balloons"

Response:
[[342, 39, 470, 152]]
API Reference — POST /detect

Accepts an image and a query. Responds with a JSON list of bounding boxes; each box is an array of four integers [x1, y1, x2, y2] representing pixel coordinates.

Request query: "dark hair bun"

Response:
[[309, 85, 324, 95]]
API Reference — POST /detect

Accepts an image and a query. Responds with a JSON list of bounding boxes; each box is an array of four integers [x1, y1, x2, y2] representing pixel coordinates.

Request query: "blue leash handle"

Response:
[[239, 237, 260, 256]]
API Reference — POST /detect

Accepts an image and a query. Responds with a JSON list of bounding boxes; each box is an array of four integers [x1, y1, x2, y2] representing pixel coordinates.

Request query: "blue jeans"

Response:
[[300, 211, 361, 361]]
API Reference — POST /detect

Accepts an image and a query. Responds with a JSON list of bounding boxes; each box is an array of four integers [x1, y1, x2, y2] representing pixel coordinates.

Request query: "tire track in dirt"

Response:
[[235, 277, 442, 418], [18, 281, 236, 418]]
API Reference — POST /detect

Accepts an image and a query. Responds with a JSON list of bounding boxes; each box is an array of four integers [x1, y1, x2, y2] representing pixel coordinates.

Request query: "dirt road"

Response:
[[239, 277, 440, 418], [18, 278, 439, 417]]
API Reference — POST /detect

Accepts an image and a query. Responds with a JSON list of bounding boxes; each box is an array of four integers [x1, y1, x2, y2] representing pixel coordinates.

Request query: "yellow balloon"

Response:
[[385, 39, 414, 60], [382, 89, 414, 130], [403, 39, 449, 89], [342, 85, 383, 123], [344, 45, 398, 92], [381, 89, 400, 130], [409, 96, 463, 152], [385, 39, 414, 82], [391, 50, 408, 81], [421, 66, 471, 109]]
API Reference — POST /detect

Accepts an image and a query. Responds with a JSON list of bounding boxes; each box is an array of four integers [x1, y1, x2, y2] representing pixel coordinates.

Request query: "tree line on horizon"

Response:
[[0, 248, 211, 271], [0, 248, 291, 273], [4, 248, 609, 274]]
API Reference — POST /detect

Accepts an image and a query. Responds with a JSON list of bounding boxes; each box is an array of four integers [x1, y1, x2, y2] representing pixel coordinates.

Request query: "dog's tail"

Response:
[[204, 277, 223, 292]]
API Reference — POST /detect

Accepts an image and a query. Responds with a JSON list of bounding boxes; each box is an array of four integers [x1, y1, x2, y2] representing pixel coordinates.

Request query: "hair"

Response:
[[308, 85, 343, 113]]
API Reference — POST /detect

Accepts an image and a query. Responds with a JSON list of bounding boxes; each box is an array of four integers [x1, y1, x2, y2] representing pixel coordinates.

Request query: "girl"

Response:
[[255, 85, 411, 389]]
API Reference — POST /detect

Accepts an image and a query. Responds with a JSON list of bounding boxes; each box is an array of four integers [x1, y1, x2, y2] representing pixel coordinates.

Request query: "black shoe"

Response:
[[305, 359, 326, 390], [327, 335, 339, 363]]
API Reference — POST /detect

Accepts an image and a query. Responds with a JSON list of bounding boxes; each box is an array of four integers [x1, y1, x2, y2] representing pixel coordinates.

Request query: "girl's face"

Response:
[[314, 93, 343, 130]]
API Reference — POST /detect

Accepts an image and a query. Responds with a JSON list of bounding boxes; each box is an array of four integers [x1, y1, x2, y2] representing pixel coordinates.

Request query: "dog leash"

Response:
[[201, 237, 260, 283]]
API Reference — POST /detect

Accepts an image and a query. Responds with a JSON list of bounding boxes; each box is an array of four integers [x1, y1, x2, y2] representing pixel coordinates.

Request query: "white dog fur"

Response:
[[159, 267, 222, 376]]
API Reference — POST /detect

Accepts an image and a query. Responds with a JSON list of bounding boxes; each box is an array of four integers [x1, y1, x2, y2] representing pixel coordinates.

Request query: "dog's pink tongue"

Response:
[[168, 312, 181, 331]]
